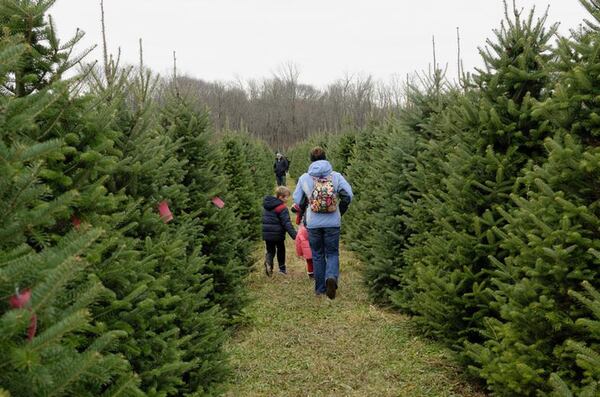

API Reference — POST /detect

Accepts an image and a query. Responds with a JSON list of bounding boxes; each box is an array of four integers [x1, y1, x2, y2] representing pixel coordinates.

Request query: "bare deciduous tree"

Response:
[[163, 64, 413, 148]]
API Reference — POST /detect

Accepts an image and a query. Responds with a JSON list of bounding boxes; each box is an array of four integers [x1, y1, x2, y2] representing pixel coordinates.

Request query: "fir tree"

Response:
[[343, 123, 397, 264], [160, 95, 249, 323], [364, 126, 423, 305], [0, 83, 140, 396], [370, 71, 456, 306], [549, 281, 600, 396], [404, 4, 557, 346], [465, 2, 600, 392], [218, 132, 264, 243], [1, 1, 264, 394], [101, 66, 228, 394], [0, 0, 91, 97], [2, 5, 187, 392]]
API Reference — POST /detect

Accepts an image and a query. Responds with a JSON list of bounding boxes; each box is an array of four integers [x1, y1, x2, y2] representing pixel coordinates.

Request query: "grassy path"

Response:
[[224, 240, 484, 396]]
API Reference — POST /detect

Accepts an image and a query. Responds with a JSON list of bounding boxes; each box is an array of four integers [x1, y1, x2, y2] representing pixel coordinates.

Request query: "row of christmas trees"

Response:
[[0, 1, 272, 396], [289, 2, 600, 395]]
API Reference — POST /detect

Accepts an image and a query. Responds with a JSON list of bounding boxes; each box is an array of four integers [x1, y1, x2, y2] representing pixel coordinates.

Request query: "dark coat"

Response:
[[262, 196, 297, 241], [274, 158, 289, 176]]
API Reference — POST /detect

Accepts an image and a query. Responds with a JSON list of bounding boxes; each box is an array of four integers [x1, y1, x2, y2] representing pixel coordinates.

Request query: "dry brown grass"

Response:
[[224, 239, 486, 397]]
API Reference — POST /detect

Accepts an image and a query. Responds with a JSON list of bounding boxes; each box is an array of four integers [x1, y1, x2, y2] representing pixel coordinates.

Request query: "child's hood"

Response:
[[308, 160, 333, 177], [263, 195, 284, 210]]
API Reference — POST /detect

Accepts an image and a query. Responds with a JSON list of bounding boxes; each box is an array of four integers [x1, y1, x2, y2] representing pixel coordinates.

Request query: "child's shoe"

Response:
[[306, 259, 314, 277], [264, 254, 273, 277], [278, 269, 287, 275], [264, 261, 273, 276]]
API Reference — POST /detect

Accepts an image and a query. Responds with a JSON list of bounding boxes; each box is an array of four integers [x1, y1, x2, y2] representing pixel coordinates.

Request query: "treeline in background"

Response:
[[0, 1, 273, 395], [289, 2, 600, 395], [172, 64, 407, 150]]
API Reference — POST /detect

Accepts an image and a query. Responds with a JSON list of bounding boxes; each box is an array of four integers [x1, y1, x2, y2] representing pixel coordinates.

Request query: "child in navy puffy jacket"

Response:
[[262, 186, 297, 276]]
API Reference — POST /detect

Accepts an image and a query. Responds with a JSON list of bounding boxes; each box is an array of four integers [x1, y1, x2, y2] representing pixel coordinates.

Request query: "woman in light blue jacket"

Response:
[[293, 147, 353, 299]]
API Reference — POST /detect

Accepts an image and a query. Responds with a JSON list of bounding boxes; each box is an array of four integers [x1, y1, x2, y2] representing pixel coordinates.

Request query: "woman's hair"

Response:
[[310, 146, 327, 162], [275, 186, 290, 198]]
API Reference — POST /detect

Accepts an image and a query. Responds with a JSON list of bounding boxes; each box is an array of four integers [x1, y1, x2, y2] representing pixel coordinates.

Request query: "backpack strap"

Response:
[[329, 172, 340, 191], [274, 203, 287, 214], [311, 174, 336, 185]]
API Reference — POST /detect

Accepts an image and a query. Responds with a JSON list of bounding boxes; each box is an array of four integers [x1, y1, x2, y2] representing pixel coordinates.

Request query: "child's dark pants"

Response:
[[265, 240, 286, 271], [276, 174, 286, 186]]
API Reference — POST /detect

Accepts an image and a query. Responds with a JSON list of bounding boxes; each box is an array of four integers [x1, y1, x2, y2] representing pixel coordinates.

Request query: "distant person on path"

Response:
[[262, 186, 297, 276], [274, 152, 289, 186], [293, 147, 353, 299]]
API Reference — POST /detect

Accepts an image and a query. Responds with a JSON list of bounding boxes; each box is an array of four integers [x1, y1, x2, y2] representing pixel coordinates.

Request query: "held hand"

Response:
[[292, 204, 302, 224]]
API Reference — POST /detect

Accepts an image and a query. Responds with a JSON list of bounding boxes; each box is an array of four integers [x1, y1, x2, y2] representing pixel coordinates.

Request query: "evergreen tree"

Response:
[[241, 134, 274, 196], [4, 10, 194, 391], [218, 132, 263, 243], [160, 96, 249, 323], [465, 2, 600, 392], [362, 124, 422, 305], [464, 135, 600, 394], [367, 71, 455, 306], [549, 282, 600, 397], [0, 0, 91, 97], [321, 130, 357, 176], [343, 123, 396, 262], [0, 78, 139, 397], [1, 1, 265, 394], [404, 5, 557, 345], [101, 67, 230, 394]]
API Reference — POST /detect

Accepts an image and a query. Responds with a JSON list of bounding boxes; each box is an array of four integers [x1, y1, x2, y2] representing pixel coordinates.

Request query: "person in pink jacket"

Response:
[[292, 204, 314, 278]]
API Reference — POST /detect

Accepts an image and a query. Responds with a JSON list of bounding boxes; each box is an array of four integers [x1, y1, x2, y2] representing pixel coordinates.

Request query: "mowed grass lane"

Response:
[[224, 238, 485, 396]]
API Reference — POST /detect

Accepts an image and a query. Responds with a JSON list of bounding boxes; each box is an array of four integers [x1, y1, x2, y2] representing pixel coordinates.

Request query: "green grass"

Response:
[[224, 240, 485, 397]]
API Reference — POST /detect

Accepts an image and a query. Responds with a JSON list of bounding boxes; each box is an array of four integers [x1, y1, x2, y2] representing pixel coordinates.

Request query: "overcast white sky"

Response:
[[50, 1, 589, 87]]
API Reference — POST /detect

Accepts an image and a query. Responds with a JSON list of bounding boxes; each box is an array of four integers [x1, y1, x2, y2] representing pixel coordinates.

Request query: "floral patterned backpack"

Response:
[[309, 175, 338, 213]]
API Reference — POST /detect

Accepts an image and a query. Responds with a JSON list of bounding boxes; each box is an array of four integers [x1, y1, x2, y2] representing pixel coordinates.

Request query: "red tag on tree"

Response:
[[158, 200, 174, 223], [212, 197, 225, 209], [9, 288, 31, 309], [9, 288, 37, 341], [28, 314, 37, 341], [71, 215, 81, 230]]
